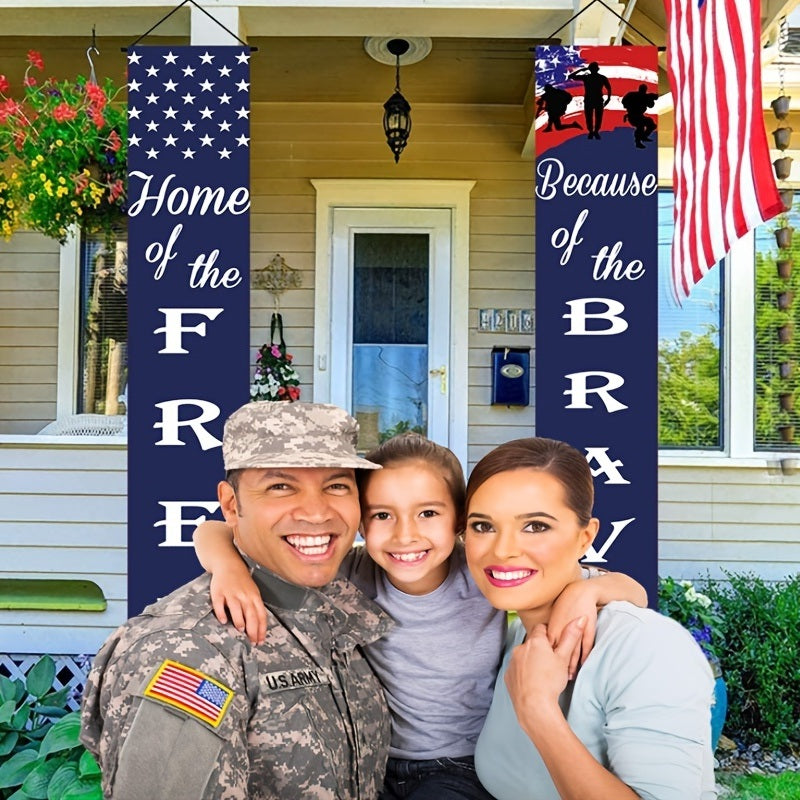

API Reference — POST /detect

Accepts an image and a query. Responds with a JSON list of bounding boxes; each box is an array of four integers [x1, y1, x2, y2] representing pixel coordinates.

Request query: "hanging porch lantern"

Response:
[[383, 38, 412, 163]]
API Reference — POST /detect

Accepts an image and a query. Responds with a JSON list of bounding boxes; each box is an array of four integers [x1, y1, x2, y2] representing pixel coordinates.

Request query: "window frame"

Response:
[[0, 229, 126, 446]]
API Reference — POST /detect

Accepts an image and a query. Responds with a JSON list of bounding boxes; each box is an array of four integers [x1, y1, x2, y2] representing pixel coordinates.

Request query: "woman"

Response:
[[465, 437, 717, 800]]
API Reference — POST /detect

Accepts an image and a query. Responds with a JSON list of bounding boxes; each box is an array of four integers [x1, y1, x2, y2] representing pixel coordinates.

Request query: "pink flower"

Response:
[[26, 50, 44, 71], [108, 129, 122, 151], [270, 345, 281, 358], [288, 386, 300, 401], [53, 102, 77, 122], [23, 75, 37, 88], [0, 75, 9, 94], [90, 109, 105, 129]]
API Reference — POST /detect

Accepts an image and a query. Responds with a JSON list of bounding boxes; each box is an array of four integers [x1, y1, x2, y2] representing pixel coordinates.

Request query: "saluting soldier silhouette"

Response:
[[536, 83, 582, 132], [622, 84, 658, 149], [569, 61, 612, 140]]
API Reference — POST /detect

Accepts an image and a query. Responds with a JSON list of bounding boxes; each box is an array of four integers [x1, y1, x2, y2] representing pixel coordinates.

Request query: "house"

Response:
[[1, 0, 798, 674]]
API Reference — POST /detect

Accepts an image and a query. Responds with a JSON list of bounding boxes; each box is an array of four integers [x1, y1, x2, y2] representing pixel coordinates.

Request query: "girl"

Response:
[[465, 437, 716, 800], [195, 432, 647, 799]]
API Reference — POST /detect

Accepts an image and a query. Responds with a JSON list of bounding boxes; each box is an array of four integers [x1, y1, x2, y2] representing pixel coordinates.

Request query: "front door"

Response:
[[328, 207, 451, 452]]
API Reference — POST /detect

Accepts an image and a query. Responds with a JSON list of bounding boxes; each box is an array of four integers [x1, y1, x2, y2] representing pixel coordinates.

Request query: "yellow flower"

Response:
[[76, 207, 83, 215], [30, 160, 37, 168], [36, 155, 44, 163], [56, 139, 63, 147], [28, 193, 35, 201], [58, 176, 66, 185], [70, 200, 77, 208]]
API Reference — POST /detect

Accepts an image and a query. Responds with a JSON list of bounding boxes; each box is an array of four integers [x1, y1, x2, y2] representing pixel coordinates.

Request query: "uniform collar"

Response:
[[242, 553, 393, 648]]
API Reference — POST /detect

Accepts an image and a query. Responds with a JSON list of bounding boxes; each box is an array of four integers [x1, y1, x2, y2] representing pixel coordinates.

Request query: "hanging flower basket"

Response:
[[0, 50, 127, 243]]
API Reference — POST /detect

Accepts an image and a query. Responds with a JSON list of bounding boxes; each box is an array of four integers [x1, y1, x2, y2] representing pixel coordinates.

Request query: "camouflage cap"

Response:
[[223, 401, 381, 471]]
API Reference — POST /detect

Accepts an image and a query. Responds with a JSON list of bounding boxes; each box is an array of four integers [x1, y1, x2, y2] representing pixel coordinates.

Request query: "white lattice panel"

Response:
[[0, 654, 93, 711]]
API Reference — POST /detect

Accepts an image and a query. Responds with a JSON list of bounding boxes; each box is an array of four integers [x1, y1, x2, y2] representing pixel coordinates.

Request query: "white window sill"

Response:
[[0, 434, 127, 449], [659, 451, 800, 469]]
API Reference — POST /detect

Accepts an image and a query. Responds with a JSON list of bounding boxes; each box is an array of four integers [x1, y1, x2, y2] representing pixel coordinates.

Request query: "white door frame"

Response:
[[311, 179, 474, 468]]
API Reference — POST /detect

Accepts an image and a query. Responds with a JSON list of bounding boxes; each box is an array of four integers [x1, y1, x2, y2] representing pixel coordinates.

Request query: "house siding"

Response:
[[0, 444, 126, 654]]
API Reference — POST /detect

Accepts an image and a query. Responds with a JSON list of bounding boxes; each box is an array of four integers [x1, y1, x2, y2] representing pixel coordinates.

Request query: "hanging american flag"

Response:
[[126, 46, 251, 615], [665, 0, 783, 301]]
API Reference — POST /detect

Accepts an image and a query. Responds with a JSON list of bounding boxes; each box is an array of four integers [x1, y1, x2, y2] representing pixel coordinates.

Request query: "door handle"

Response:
[[429, 365, 447, 395]]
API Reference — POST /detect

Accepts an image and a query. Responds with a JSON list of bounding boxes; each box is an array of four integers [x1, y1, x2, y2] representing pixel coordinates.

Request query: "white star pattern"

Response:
[[128, 47, 250, 165]]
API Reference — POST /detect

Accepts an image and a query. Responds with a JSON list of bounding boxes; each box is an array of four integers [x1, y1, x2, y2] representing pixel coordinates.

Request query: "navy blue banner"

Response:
[[534, 46, 659, 603], [127, 46, 250, 614]]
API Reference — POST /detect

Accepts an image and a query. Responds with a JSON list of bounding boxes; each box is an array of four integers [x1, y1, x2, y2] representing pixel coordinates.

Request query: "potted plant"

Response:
[[0, 49, 126, 244], [777, 257, 793, 279], [658, 577, 727, 750]]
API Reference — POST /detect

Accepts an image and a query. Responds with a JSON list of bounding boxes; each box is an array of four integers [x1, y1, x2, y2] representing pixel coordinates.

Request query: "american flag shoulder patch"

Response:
[[144, 659, 234, 728]]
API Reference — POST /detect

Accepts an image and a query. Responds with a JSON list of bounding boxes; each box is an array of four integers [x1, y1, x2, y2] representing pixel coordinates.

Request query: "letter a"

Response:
[[584, 447, 630, 484]]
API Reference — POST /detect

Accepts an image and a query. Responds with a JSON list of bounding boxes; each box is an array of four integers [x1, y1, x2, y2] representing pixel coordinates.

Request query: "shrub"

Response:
[[0, 655, 101, 799], [702, 572, 800, 749]]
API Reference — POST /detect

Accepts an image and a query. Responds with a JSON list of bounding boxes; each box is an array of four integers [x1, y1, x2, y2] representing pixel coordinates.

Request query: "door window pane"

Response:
[[658, 191, 723, 448], [352, 233, 428, 450]]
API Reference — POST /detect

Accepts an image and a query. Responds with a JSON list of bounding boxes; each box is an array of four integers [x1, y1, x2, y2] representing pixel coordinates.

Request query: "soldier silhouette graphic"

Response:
[[569, 62, 612, 140]]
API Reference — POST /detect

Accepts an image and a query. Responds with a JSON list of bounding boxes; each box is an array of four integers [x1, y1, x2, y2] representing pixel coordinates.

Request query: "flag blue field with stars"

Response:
[[126, 47, 251, 615]]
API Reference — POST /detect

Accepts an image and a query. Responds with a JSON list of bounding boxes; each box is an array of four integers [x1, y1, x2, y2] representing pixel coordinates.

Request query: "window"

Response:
[[657, 191, 724, 449], [754, 201, 799, 450], [77, 232, 127, 416]]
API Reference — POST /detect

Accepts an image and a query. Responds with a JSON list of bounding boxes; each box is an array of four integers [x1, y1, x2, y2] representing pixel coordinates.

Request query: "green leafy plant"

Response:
[[703, 573, 800, 749], [0, 50, 126, 243], [379, 419, 425, 443], [250, 342, 301, 401], [0, 655, 101, 800], [658, 576, 723, 662]]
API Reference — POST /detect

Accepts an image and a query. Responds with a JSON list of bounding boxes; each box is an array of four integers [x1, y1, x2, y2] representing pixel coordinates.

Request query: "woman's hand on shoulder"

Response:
[[210, 565, 267, 646], [506, 617, 586, 731], [548, 580, 599, 678]]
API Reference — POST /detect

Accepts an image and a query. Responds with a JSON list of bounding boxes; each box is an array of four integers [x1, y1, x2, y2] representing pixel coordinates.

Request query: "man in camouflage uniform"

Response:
[[81, 402, 392, 800]]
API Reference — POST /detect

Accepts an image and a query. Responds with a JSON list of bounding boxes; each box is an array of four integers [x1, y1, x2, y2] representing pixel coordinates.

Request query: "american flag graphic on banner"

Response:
[[144, 660, 234, 727], [665, 0, 783, 301], [533, 45, 658, 154], [126, 47, 250, 165]]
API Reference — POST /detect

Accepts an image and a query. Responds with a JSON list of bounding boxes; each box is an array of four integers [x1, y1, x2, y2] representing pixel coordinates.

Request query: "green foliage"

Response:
[[716, 771, 800, 800], [0, 656, 101, 800], [379, 419, 425, 443], [658, 327, 721, 446], [657, 577, 723, 661], [702, 573, 800, 749]]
